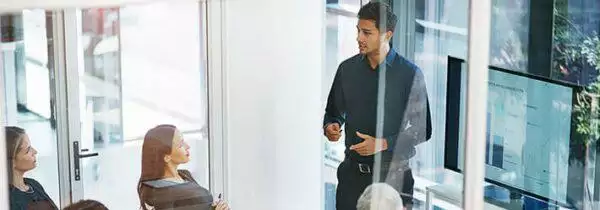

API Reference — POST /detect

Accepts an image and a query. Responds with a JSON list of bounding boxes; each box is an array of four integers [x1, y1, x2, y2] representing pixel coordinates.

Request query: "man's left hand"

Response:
[[350, 131, 388, 156]]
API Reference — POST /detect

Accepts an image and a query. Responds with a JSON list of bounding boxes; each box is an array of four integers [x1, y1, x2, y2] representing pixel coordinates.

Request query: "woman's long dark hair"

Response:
[[137, 124, 178, 210], [4, 126, 26, 186]]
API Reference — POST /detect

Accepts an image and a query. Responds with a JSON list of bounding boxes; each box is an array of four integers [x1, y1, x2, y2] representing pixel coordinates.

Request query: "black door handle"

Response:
[[79, 152, 99, 158], [73, 141, 99, 181]]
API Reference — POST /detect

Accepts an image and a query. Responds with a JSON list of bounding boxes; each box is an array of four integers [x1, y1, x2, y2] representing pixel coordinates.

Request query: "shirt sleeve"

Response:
[[385, 68, 432, 152], [323, 64, 347, 130]]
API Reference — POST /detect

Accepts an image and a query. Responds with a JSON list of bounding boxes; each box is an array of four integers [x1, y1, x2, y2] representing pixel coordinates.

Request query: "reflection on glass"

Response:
[[78, 1, 208, 209], [447, 57, 582, 208], [413, 0, 598, 208], [489, 0, 529, 71], [414, 0, 467, 183], [2, 10, 61, 205], [552, 0, 600, 209], [552, 0, 600, 85]]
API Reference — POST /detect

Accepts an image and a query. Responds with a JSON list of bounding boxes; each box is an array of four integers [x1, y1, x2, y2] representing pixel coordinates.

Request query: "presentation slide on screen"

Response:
[[457, 69, 573, 204]]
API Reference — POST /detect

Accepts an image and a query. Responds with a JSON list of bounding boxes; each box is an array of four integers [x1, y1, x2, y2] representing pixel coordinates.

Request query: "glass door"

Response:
[[62, 1, 210, 209], [1, 10, 70, 207]]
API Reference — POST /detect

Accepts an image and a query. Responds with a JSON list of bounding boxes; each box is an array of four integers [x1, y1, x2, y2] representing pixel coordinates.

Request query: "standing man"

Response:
[[323, 2, 432, 210]]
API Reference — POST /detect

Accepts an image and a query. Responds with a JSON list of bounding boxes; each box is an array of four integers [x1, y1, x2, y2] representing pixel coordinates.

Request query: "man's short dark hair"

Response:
[[358, 1, 398, 33]]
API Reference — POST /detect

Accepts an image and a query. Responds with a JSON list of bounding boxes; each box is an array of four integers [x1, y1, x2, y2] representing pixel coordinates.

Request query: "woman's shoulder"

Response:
[[177, 169, 192, 177], [140, 178, 212, 208], [24, 178, 43, 188], [177, 170, 197, 183]]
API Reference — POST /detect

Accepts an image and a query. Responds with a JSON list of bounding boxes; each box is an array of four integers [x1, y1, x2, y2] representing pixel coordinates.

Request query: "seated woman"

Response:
[[5, 126, 58, 210], [137, 124, 229, 210]]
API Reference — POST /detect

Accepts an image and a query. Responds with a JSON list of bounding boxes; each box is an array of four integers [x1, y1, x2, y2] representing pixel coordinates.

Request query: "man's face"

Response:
[[356, 19, 392, 55]]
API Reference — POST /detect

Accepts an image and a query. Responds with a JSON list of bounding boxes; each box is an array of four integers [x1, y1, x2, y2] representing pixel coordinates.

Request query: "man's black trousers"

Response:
[[335, 159, 414, 210]]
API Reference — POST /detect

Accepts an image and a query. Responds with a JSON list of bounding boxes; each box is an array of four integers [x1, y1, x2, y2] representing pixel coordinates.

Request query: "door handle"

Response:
[[79, 152, 99, 158], [73, 141, 99, 181]]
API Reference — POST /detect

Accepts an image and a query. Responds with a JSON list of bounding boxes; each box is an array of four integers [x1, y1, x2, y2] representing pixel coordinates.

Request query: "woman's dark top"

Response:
[[10, 178, 58, 210], [140, 170, 213, 210]]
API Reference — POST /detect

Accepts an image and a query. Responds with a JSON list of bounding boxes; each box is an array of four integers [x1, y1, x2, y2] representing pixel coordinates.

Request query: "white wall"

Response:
[[218, 0, 324, 209]]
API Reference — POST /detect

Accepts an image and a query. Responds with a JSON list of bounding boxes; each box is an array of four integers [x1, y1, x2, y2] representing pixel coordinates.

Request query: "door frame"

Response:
[[57, 8, 86, 203], [205, 0, 228, 199], [49, 9, 79, 208], [0, 15, 9, 209], [55, 1, 227, 205]]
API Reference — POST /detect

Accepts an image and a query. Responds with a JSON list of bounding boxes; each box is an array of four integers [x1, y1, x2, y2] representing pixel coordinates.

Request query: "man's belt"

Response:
[[346, 158, 410, 174]]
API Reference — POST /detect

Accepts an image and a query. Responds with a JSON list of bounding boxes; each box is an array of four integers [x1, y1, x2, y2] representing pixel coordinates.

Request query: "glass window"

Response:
[[412, 0, 468, 208], [2, 10, 61, 205], [552, 0, 600, 208], [323, 8, 358, 210], [412, 0, 599, 209], [489, 0, 530, 71], [324, 1, 464, 209], [77, 1, 209, 209], [327, 0, 363, 13]]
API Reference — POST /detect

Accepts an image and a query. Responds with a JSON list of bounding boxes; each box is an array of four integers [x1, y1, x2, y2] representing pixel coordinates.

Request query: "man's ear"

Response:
[[385, 31, 393, 41], [164, 155, 171, 163]]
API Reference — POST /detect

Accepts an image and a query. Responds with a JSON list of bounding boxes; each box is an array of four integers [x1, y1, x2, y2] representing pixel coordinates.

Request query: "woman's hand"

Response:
[[213, 200, 230, 210]]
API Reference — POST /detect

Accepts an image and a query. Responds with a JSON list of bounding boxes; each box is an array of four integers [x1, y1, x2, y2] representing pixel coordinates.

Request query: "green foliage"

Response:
[[573, 35, 600, 147], [554, 4, 600, 147]]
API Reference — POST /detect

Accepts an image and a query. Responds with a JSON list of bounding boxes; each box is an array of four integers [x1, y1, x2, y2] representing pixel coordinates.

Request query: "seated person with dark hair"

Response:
[[5, 126, 58, 210], [137, 125, 229, 210]]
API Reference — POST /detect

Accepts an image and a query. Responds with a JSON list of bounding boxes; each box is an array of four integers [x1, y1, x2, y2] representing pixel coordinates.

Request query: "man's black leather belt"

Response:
[[346, 158, 410, 174]]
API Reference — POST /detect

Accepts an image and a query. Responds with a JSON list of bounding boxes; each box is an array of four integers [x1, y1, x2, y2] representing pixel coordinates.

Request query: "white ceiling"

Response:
[[0, 0, 198, 13]]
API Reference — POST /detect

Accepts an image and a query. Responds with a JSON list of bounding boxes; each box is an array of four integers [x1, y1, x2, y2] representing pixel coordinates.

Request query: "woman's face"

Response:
[[168, 129, 190, 165], [13, 134, 38, 173]]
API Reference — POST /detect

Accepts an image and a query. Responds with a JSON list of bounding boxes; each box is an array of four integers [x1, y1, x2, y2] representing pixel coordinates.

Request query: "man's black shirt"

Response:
[[324, 49, 432, 163]]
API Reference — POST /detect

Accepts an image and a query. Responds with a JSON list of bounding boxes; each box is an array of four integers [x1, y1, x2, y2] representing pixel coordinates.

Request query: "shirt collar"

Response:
[[361, 48, 397, 67], [384, 48, 397, 66]]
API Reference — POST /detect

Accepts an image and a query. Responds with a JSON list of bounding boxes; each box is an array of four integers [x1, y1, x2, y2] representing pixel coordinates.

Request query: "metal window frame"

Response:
[[61, 7, 86, 202], [49, 10, 79, 208], [205, 0, 228, 199], [0, 16, 9, 209]]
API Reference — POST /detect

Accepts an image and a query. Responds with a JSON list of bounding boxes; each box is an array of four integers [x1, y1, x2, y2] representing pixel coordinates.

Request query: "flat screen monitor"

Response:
[[444, 56, 584, 208]]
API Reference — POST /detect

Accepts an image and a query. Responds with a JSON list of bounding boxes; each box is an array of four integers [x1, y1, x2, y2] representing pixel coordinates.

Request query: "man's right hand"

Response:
[[325, 123, 342, 142]]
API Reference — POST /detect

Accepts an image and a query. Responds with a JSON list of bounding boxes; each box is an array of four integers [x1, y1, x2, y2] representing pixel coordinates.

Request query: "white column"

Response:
[[463, 0, 491, 209], [207, 0, 325, 209]]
